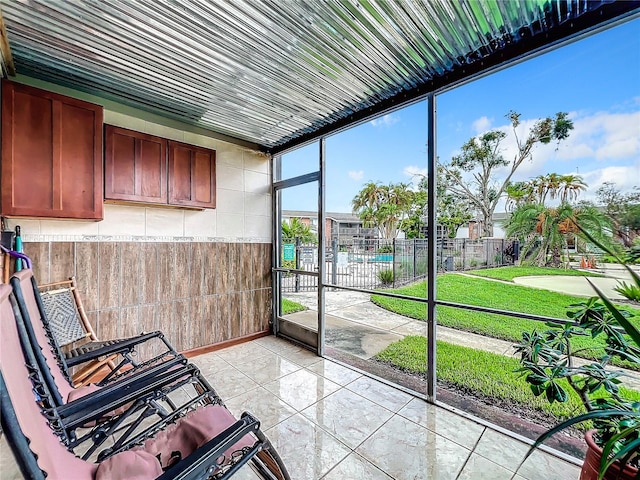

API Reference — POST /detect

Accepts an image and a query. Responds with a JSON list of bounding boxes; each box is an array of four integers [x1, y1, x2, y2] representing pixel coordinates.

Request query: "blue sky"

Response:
[[282, 18, 640, 213]]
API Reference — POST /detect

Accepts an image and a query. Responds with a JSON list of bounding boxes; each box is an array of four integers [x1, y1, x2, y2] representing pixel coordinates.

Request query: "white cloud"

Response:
[[472, 116, 491, 134], [580, 163, 640, 200], [477, 109, 640, 182], [348, 170, 364, 181], [370, 113, 400, 127]]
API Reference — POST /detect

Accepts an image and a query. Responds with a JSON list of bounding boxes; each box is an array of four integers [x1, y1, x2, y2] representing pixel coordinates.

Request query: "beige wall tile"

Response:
[[244, 215, 271, 238], [215, 143, 243, 167], [244, 151, 270, 174], [4, 219, 41, 237], [145, 208, 185, 237], [183, 131, 220, 150], [245, 193, 270, 217], [244, 170, 270, 194], [39, 219, 99, 236], [143, 122, 184, 141], [217, 189, 245, 214], [217, 164, 244, 191], [217, 213, 244, 238], [184, 209, 217, 237], [99, 205, 146, 236], [103, 110, 146, 132]]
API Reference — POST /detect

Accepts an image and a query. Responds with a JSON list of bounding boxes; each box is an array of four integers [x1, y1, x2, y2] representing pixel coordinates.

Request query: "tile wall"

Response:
[[23, 241, 272, 352], [5, 76, 275, 352]]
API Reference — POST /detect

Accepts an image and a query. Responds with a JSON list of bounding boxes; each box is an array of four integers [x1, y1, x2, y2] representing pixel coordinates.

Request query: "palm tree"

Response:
[[557, 174, 587, 203], [281, 217, 317, 243], [505, 202, 609, 267], [505, 181, 535, 211], [352, 182, 414, 239]]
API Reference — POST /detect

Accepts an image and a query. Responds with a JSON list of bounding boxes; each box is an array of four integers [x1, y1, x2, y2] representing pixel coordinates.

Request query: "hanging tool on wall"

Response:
[[14, 225, 23, 272], [1, 218, 16, 283]]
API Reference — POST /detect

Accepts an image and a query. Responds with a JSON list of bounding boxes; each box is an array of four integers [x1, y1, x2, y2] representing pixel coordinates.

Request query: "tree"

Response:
[[506, 173, 586, 210], [440, 111, 574, 237], [596, 182, 640, 248], [399, 170, 473, 239], [352, 182, 414, 239], [281, 217, 316, 243], [505, 202, 609, 267]]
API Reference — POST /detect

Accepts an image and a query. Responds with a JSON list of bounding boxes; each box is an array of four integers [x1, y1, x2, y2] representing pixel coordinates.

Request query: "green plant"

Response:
[[378, 268, 394, 285], [516, 227, 640, 478], [377, 245, 393, 253], [281, 298, 307, 315], [615, 282, 640, 302]]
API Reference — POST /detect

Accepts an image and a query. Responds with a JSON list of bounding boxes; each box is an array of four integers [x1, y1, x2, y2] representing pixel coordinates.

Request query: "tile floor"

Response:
[[0, 335, 582, 480], [191, 336, 581, 480]]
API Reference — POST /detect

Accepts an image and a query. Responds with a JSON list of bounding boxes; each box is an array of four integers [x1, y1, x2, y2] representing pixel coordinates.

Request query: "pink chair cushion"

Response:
[[95, 404, 256, 478], [95, 450, 162, 480]]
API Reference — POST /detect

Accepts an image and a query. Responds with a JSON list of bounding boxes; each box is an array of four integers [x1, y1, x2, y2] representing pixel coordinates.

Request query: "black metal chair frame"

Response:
[[2, 279, 291, 479]]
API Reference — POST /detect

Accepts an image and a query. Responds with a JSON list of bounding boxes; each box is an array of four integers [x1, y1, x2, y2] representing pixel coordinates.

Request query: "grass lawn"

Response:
[[371, 274, 640, 366], [466, 266, 604, 282], [281, 298, 307, 315], [375, 336, 640, 423]]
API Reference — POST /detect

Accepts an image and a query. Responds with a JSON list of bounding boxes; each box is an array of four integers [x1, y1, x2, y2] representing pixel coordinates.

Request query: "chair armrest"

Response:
[[58, 358, 191, 427], [65, 331, 167, 367], [157, 412, 261, 480]]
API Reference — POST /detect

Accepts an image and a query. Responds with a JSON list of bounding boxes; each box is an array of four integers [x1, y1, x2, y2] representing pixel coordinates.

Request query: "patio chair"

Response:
[[10, 269, 202, 454], [38, 276, 173, 386], [0, 283, 290, 479], [15, 269, 180, 387]]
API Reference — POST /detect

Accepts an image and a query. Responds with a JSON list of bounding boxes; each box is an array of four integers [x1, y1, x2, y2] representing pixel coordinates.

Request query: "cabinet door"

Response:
[[167, 141, 216, 209], [104, 125, 167, 204], [1, 80, 103, 220]]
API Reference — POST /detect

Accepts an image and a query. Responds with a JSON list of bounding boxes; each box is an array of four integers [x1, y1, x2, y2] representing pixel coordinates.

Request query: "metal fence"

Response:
[[279, 237, 518, 292]]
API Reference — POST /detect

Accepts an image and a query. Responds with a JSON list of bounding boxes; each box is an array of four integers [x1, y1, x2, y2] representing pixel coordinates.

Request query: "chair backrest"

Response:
[[39, 279, 89, 347], [0, 283, 96, 479], [10, 269, 74, 404]]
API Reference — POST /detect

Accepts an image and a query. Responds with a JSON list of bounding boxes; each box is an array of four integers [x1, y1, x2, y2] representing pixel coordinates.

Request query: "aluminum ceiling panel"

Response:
[[1, 1, 637, 150]]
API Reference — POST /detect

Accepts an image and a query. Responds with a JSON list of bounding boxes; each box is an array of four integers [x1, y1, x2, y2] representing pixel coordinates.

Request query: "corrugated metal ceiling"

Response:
[[1, 1, 638, 152]]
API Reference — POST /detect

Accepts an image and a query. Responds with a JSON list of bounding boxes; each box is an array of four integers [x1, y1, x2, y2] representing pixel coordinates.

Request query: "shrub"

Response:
[[377, 245, 393, 253], [615, 281, 640, 302], [378, 268, 394, 285]]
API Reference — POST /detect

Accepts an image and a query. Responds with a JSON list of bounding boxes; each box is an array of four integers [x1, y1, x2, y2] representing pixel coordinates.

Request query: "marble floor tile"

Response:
[[224, 386, 297, 430], [0, 436, 21, 480], [301, 388, 394, 449], [346, 376, 413, 412], [266, 414, 351, 480], [225, 463, 262, 480], [472, 429, 529, 472], [233, 354, 301, 385], [215, 342, 274, 365], [264, 369, 340, 411], [189, 352, 233, 377], [357, 415, 471, 480], [305, 358, 362, 386], [398, 399, 485, 449], [206, 365, 259, 400], [517, 450, 581, 480], [277, 346, 323, 367], [255, 335, 302, 354], [457, 453, 515, 480], [322, 452, 393, 480]]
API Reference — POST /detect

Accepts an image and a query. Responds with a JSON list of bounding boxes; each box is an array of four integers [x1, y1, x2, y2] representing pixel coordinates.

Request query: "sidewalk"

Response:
[[284, 285, 640, 391]]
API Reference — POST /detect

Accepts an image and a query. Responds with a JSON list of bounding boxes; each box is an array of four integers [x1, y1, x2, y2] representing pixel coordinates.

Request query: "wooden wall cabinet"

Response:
[[1, 80, 104, 220], [104, 130, 216, 210], [168, 140, 216, 209], [104, 126, 167, 204]]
